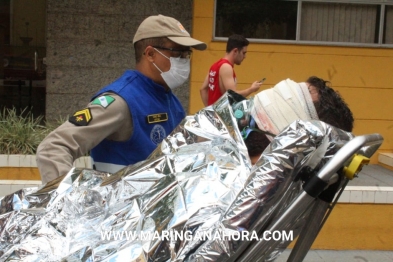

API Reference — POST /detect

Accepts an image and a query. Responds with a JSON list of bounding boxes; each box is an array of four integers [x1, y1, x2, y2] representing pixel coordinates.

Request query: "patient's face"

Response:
[[307, 84, 319, 102]]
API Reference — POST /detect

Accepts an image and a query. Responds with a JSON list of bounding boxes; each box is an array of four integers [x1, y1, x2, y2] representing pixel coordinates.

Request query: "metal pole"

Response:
[[287, 199, 330, 262]]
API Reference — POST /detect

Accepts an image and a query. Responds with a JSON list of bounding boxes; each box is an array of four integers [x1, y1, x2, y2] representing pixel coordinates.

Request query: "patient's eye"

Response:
[[308, 85, 319, 102]]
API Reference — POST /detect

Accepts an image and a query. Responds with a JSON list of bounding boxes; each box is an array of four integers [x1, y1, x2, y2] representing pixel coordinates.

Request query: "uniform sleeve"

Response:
[[36, 93, 132, 184]]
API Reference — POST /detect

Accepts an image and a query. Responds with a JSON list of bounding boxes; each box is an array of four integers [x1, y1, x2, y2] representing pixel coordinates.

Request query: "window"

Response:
[[385, 5, 393, 43], [214, 0, 393, 47], [215, 1, 298, 40]]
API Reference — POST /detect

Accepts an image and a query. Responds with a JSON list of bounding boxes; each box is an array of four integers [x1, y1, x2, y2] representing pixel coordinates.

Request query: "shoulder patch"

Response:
[[91, 95, 115, 108], [69, 108, 92, 126]]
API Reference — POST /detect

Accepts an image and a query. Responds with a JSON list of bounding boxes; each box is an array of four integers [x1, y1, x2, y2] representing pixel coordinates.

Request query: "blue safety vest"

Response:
[[90, 70, 185, 173]]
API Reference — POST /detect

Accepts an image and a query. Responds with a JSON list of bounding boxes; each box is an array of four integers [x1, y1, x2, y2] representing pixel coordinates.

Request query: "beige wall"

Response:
[[190, 0, 393, 164]]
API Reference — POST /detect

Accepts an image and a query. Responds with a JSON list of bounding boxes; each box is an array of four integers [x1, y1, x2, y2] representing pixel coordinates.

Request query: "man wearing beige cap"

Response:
[[36, 15, 207, 184]]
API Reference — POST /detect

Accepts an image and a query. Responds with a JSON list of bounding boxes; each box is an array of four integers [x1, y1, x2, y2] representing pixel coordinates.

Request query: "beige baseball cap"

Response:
[[133, 14, 207, 50]]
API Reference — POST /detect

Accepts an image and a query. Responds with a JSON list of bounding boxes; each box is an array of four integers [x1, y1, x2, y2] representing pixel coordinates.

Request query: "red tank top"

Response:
[[207, 59, 236, 105]]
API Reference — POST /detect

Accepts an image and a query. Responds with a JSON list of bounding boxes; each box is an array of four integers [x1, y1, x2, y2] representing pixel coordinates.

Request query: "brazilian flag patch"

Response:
[[91, 95, 115, 108], [69, 108, 92, 126]]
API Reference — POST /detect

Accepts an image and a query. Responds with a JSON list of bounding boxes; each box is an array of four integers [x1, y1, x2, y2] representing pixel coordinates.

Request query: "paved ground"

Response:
[[347, 164, 393, 187], [276, 249, 393, 262]]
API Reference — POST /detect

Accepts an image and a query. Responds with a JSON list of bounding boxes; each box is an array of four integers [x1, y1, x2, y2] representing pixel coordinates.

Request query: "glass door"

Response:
[[0, 0, 46, 118]]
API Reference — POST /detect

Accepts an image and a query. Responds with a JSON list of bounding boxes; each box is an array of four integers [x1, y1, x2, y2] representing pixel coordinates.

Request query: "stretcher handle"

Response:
[[316, 133, 383, 182]]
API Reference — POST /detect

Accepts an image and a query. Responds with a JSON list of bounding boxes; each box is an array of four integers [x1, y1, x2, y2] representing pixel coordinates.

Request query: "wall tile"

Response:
[[375, 191, 388, 203], [362, 191, 375, 203], [0, 184, 11, 197], [338, 191, 350, 203], [30, 156, 38, 168], [19, 155, 32, 167], [8, 155, 20, 167], [387, 192, 393, 204], [349, 190, 362, 203], [0, 155, 7, 166]]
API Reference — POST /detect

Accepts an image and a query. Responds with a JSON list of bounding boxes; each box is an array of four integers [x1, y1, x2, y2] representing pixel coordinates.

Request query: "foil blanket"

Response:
[[0, 93, 364, 262]]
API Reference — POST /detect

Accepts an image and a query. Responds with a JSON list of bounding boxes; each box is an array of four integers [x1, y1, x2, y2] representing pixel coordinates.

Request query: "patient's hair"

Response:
[[245, 76, 354, 158], [307, 76, 353, 132]]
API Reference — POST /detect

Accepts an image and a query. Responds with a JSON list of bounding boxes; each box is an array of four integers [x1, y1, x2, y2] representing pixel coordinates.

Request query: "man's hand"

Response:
[[249, 81, 263, 93], [236, 80, 264, 98]]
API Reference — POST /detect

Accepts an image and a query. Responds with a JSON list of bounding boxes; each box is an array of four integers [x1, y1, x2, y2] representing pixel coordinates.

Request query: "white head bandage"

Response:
[[250, 79, 318, 140]]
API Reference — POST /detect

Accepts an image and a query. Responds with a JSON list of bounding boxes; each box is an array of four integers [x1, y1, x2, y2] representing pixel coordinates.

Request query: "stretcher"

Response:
[[234, 133, 383, 262]]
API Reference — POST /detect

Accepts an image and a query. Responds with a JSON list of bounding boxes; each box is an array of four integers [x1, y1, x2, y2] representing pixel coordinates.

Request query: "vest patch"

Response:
[[92, 95, 115, 108], [69, 108, 92, 126], [150, 124, 166, 145], [147, 113, 168, 124]]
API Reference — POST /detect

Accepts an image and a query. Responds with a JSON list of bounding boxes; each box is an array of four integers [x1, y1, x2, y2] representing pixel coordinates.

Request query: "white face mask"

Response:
[[153, 48, 190, 90]]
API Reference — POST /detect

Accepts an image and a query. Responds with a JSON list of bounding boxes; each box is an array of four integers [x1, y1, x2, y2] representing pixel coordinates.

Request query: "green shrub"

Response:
[[0, 107, 61, 155]]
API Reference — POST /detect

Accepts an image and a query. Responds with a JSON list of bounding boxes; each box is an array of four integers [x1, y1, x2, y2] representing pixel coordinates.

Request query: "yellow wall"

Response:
[[190, 0, 393, 163], [288, 203, 393, 250], [0, 167, 40, 180], [288, 204, 393, 251], [312, 203, 393, 250]]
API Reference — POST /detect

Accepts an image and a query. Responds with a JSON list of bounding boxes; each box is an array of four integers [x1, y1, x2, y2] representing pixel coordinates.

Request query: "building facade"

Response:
[[1, 0, 391, 164]]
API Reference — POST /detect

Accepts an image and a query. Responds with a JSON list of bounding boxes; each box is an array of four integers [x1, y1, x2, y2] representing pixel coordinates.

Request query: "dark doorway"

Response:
[[0, 0, 46, 119]]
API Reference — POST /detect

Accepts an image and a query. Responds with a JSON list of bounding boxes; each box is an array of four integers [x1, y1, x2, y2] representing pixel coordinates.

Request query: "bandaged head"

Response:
[[250, 78, 319, 140]]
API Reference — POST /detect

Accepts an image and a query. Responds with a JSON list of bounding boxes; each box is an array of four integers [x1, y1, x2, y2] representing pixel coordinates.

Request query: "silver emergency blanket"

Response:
[[1, 92, 367, 261]]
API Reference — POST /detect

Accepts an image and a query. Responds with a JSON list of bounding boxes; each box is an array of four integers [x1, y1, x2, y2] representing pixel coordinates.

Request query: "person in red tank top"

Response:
[[200, 34, 263, 106], [205, 58, 236, 105]]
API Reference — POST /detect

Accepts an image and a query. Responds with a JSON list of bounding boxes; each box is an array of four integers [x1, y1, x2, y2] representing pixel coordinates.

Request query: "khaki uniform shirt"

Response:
[[36, 93, 132, 184]]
